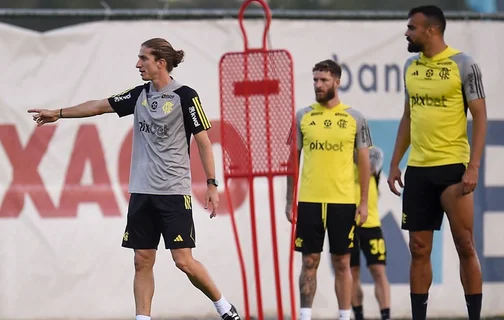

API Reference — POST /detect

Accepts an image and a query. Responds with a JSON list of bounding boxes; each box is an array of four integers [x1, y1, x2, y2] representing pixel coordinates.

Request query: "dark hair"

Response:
[[142, 38, 185, 72], [312, 59, 342, 78], [374, 170, 381, 196], [408, 5, 446, 34]]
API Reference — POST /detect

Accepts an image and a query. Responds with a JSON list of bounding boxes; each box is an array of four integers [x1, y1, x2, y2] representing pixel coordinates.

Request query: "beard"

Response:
[[407, 38, 423, 53], [315, 87, 336, 103]]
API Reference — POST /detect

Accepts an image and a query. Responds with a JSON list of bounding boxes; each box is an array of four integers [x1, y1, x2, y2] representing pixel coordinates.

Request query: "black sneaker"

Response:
[[221, 304, 241, 320]]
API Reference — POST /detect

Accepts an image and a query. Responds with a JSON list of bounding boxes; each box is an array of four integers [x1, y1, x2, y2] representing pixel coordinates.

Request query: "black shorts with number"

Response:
[[402, 163, 466, 231], [350, 226, 387, 267], [295, 202, 356, 255], [121, 194, 196, 250]]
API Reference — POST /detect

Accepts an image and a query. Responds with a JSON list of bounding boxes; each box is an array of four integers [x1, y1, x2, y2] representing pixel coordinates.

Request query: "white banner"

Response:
[[0, 19, 503, 319]]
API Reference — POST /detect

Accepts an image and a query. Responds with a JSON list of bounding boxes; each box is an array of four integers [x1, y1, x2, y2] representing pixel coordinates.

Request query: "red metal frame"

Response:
[[219, 0, 299, 320]]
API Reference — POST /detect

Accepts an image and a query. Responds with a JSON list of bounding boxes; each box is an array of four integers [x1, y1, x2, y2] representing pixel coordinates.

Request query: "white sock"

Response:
[[213, 295, 232, 316], [300, 307, 312, 320], [136, 316, 151, 320], [339, 309, 351, 320]]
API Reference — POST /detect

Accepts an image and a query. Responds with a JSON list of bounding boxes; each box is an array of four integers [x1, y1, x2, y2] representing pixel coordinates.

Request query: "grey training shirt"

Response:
[[108, 79, 211, 196]]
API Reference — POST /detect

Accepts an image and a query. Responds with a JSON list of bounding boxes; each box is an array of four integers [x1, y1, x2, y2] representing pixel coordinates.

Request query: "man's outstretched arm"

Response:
[[29, 99, 114, 123], [28, 85, 144, 125]]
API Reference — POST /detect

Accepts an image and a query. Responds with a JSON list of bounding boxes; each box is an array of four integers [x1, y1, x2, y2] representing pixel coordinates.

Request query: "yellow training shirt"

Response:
[[354, 146, 383, 228], [403, 46, 485, 167], [294, 102, 373, 204]]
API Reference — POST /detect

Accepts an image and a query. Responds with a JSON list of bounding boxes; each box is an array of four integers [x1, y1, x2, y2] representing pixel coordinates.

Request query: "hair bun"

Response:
[[173, 50, 185, 68]]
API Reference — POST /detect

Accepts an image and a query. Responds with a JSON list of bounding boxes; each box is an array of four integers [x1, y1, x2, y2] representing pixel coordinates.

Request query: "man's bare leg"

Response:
[[409, 230, 434, 320], [171, 248, 237, 318], [134, 250, 156, 318], [369, 264, 391, 319], [441, 183, 482, 320], [351, 266, 364, 320], [299, 253, 321, 320], [332, 253, 353, 319]]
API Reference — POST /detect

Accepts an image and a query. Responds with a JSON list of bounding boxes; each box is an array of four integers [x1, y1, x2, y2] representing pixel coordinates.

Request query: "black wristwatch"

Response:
[[207, 178, 219, 187]]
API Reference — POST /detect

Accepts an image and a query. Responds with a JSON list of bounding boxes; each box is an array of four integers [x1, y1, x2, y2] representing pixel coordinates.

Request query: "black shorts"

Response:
[[350, 226, 387, 267], [121, 194, 196, 250], [294, 202, 356, 255], [402, 163, 466, 231]]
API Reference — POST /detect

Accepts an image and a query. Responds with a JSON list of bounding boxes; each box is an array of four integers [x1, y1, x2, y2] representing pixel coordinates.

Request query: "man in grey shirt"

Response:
[[28, 37, 241, 320]]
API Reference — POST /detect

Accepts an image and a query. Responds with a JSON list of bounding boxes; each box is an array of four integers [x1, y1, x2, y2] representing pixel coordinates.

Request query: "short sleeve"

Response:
[[108, 84, 145, 117], [286, 121, 296, 147], [178, 86, 212, 135], [403, 73, 410, 104], [369, 147, 384, 174], [461, 56, 485, 101], [296, 116, 303, 150], [287, 108, 309, 150], [403, 56, 417, 104], [353, 110, 373, 149]]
